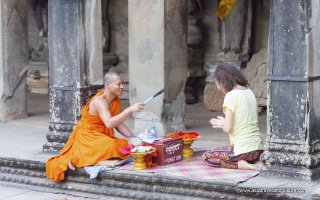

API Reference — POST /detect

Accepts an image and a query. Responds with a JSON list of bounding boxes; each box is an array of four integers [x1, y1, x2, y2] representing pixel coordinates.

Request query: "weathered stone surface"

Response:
[[203, 83, 224, 112], [102, 0, 129, 100], [45, 0, 103, 152], [28, 0, 48, 62], [252, 0, 270, 53], [108, 0, 129, 75], [128, 0, 188, 134], [242, 48, 267, 106], [200, 0, 220, 64], [103, 53, 118, 69], [312, 185, 320, 200], [261, 0, 320, 181], [0, 0, 28, 122], [200, 0, 253, 111], [84, 0, 103, 85], [0, 156, 315, 200], [185, 2, 204, 104], [202, 0, 252, 110], [27, 61, 49, 94], [219, 0, 252, 62]]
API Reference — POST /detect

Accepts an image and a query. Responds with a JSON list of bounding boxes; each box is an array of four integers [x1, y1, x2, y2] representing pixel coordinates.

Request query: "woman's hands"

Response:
[[210, 116, 225, 129], [209, 109, 233, 133]]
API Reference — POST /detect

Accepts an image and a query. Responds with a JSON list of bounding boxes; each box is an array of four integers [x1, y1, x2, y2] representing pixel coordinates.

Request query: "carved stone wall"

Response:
[[200, 0, 269, 111], [0, 0, 29, 121]]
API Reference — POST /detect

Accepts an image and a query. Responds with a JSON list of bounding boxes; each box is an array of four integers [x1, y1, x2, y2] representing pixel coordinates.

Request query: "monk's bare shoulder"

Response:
[[89, 95, 109, 115]]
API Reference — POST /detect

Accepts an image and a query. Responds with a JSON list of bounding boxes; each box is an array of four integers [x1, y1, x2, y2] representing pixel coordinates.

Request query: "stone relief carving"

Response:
[[0, 0, 28, 121], [201, 0, 270, 111]]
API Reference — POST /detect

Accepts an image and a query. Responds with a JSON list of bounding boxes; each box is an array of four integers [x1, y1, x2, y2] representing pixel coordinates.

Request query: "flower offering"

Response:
[[167, 131, 200, 158], [130, 146, 153, 153], [130, 146, 156, 170], [167, 131, 199, 140]]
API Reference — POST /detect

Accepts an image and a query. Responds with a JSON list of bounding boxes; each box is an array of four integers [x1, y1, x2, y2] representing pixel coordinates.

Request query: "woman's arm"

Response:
[[223, 108, 233, 133]]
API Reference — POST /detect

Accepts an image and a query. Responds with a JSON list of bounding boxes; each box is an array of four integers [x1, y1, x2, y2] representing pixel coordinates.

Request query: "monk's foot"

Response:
[[238, 160, 262, 171], [68, 161, 75, 171]]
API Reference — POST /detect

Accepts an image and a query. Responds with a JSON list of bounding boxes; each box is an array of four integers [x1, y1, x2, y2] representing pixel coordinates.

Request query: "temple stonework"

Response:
[[0, 0, 319, 182]]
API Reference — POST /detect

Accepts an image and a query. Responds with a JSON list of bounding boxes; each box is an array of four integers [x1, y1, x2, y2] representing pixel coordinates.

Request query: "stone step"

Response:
[[0, 157, 305, 199], [0, 157, 255, 200], [46, 132, 71, 143], [43, 142, 65, 152]]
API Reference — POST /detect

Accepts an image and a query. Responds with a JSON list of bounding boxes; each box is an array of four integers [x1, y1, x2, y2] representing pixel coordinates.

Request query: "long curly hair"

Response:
[[213, 64, 248, 92]]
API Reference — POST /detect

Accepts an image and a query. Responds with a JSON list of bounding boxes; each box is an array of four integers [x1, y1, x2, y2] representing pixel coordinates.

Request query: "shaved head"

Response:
[[103, 71, 121, 83]]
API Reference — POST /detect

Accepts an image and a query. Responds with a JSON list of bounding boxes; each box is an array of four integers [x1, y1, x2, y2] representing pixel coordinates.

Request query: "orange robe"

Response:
[[46, 90, 130, 182]]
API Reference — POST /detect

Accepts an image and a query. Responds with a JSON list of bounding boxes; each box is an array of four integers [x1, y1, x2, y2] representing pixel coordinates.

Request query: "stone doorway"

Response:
[[24, 0, 270, 149]]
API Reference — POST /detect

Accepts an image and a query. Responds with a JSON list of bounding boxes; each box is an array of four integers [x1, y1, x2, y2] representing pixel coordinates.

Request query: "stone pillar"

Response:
[[128, 0, 188, 135], [0, 0, 28, 122], [43, 0, 103, 152], [261, 0, 320, 181]]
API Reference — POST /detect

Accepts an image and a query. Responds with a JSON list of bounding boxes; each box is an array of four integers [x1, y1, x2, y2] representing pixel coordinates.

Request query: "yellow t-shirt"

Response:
[[223, 89, 264, 156]]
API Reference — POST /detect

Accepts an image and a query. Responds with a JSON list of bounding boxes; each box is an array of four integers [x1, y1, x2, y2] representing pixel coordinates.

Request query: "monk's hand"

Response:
[[210, 116, 225, 129], [130, 103, 144, 113], [128, 135, 143, 146]]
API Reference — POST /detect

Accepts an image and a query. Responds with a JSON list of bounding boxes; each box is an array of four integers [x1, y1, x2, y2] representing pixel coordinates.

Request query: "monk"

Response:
[[46, 72, 144, 182]]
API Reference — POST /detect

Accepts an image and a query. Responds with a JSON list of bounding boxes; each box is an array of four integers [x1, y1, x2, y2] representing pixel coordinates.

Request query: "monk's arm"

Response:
[[117, 123, 143, 146], [116, 123, 133, 137], [98, 105, 132, 129], [96, 100, 134, 129]]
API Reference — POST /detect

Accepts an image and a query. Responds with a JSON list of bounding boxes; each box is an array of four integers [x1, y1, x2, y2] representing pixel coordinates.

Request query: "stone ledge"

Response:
[[0, 156, 315, 199]]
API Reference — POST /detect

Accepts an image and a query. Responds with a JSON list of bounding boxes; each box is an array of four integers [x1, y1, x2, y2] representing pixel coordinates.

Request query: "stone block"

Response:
[[203, 83, 224, 112], [27, 77, 48, 94], [242, 48, 267, 106]]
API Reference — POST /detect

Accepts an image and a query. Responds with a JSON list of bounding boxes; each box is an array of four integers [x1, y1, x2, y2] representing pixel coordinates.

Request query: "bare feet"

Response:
[[255, 160, 263, 170], [238, 160, 263, 171], [68, 161, 75, 171]]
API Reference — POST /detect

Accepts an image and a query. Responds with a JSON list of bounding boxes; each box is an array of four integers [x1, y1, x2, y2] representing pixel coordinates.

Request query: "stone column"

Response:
[[128, 0, 188, 135], [43, 0, 103, 152], [261, 0, 320, 181], [0, 0, 28, 122]]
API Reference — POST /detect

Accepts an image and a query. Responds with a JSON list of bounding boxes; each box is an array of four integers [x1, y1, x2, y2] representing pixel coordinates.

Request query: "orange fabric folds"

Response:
[[216, 0, 238, 20], [46, 90, 130, 182]]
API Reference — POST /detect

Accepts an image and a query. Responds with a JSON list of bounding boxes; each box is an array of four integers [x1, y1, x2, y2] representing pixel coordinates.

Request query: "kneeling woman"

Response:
[[203, 65, 264, 171]]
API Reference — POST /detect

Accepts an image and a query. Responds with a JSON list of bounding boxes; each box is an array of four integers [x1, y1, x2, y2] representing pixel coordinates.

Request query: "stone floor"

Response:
[[0, 182, 91, 200], [0, 92, 267, 161], [2, 92, 319, 199]]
